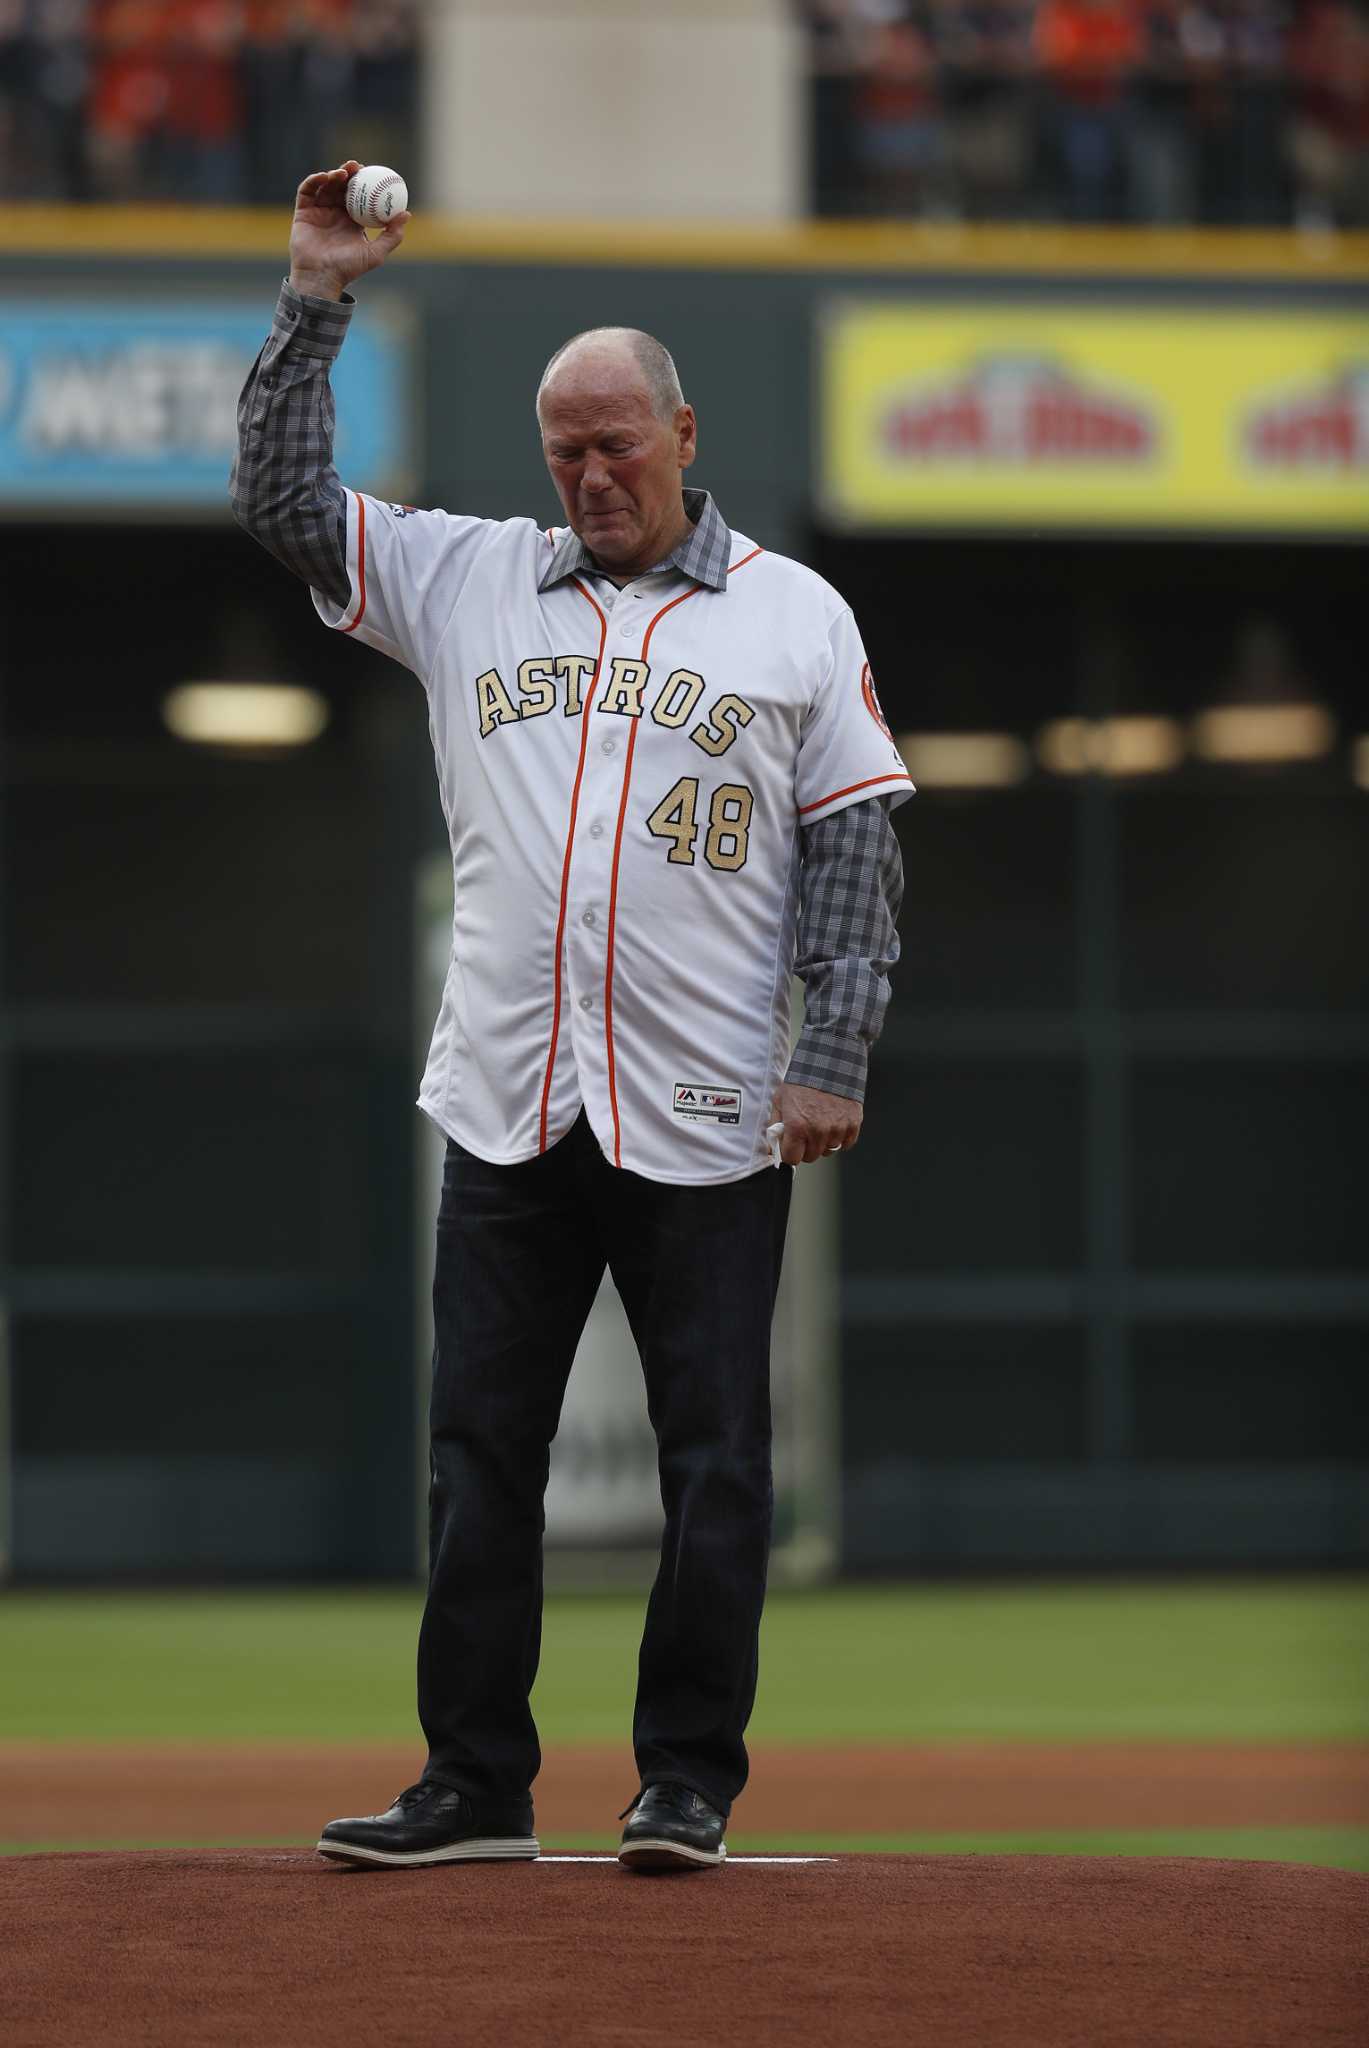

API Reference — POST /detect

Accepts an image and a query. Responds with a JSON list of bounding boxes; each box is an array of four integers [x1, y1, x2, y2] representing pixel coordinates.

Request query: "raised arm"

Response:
[[285, 159, 410, 305], [229, 162, 410, 604]]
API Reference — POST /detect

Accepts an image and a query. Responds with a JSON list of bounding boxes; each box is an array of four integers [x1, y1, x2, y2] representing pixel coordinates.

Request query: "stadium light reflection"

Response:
[[896, 731, 1031, 789], [1035, 716, 1184, 778], [1191, 702, 1335, 764], [162, 683, 330, 749]]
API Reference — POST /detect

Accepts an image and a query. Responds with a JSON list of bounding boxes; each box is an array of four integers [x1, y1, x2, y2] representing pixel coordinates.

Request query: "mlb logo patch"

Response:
[[672, 1082, 742, 1126]]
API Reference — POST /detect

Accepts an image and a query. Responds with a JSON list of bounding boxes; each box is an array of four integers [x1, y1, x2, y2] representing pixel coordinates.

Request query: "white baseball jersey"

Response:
[[314, 492, 913, 1184]]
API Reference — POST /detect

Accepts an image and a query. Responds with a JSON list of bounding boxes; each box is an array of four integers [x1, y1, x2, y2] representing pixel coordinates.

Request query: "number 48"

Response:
[[646, 776, 754, 872]]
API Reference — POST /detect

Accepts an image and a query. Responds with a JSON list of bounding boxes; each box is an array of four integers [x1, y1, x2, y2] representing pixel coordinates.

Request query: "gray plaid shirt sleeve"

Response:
[[229, 279, 353, 608], [785, 796, 905, 1104]]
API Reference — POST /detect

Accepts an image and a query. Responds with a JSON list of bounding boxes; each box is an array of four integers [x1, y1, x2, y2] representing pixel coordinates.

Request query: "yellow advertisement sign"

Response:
[[820, 301, 1369, 532]]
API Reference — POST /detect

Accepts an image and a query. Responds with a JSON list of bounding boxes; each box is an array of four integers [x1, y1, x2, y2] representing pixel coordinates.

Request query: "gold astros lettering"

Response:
[[516, 659, 556, 719], [475, 667, 520, 737], [556, 654, 596, 718], [474, 659, 755, 757], [651, 669, 706, 729], [690, 693, 756, 757], [599, 658, 650, 717]]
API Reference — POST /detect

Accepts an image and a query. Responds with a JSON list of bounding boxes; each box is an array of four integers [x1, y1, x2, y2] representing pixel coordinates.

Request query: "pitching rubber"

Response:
[[617, 1839, 727, 1873], [315, 1834, 540, 1868]]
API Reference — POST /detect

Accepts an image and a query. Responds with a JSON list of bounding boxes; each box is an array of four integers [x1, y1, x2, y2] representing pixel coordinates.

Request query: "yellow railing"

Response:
[[8, 207, 1369, 279]]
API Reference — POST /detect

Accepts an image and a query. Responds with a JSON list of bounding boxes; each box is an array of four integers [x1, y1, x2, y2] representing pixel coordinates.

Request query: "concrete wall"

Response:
[[423, 0, 801, 222]]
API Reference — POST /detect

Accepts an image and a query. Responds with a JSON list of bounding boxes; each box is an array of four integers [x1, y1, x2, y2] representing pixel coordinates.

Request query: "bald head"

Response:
[[536, 326, 685, 425], [537, 324, 698, 576]]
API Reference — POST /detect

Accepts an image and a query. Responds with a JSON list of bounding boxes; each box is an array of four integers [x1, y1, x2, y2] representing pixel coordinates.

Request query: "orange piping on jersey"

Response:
[[602, 545, 765, 1168], [797, 771, 912, 816], [537, 578, 609, 1153], [341, 491, 367, 635]]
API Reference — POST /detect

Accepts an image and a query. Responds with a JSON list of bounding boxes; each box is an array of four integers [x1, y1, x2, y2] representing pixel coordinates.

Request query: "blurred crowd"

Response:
[[0, 0, 416, 202], [807, 0, 1369, 229], [1, 0, 1365, 224]]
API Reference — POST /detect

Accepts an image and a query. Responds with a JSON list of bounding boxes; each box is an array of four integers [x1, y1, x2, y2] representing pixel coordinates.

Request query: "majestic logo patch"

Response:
[[672, 1082, 742, 1126]]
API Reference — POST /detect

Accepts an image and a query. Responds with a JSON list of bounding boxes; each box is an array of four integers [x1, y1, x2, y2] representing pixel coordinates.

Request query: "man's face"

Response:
[[539, 349, 696, 576]]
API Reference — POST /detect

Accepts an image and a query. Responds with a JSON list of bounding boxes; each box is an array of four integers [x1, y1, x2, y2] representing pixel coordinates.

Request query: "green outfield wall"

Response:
[[1, 218, 1365, 1576]]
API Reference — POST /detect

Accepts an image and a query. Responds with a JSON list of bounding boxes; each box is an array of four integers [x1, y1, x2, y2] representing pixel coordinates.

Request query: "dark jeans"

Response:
[[417, 1108, 793, 1818]]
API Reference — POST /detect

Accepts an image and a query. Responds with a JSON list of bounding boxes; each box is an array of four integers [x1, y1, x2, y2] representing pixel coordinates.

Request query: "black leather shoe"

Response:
[[317, 1781, 538, 1867], [618, 1782, 727, 1872]]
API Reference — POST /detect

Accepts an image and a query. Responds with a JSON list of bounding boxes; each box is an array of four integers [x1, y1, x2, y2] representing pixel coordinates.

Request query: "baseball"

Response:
[[345, 165, 408, 230]]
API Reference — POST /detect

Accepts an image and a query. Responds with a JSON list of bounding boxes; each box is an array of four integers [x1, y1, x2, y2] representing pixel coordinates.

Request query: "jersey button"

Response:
[[578, 994, 593, 1011], [581, 909, 596, 927], [589, 821, 604, 837], [601, 738, 616, 755]]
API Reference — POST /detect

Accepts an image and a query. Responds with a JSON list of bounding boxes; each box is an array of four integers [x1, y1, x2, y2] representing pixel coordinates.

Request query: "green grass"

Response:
[[3, 1828, 1366, 1871], [1, 1579, 1366, 1744], [728, 1828, 1369, 1871]]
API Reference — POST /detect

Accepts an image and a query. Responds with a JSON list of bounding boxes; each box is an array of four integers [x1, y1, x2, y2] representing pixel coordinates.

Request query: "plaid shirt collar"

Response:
[[538, 488, 731, 595]]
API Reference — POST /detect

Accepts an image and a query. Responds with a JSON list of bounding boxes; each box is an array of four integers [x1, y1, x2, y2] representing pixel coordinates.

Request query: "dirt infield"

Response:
[[5, 1848, 1366, 2047], [2, 1740, 1366, 1844]]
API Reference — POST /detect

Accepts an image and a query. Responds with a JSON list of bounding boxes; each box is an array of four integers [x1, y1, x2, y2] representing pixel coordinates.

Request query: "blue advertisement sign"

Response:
[[0, 298, 411, 509]]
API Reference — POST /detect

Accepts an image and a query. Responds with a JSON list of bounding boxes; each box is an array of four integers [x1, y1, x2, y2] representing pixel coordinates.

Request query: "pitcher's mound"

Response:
[[4, 1849, 1365, 2047]]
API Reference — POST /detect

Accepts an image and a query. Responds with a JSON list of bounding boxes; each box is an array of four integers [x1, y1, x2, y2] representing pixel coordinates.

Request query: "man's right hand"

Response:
[[288, 161, 410, 301]]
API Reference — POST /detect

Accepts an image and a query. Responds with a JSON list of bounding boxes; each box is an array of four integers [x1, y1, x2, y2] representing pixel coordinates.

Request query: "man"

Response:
[[231, 162, 911, 1875]]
